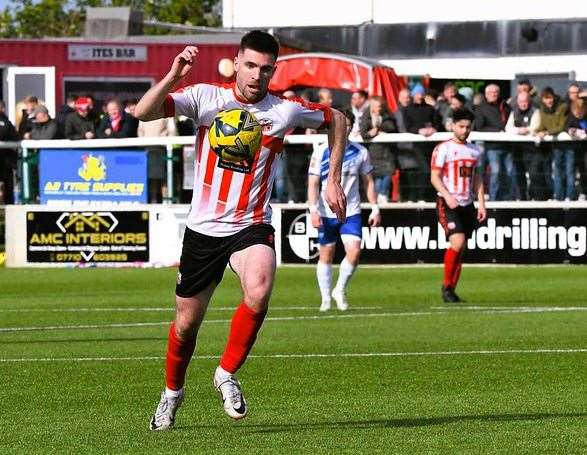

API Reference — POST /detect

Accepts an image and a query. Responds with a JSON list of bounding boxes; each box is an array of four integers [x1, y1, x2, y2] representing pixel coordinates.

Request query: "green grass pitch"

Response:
[[0, 266, 586, 454]]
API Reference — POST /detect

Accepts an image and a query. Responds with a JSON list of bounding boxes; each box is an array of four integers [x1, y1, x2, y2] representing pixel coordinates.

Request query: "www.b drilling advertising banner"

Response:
[[39, 150, 147, 204]]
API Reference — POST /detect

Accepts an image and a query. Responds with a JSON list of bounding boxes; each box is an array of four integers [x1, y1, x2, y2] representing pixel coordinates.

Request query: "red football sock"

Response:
[[443, 248, 460, 288], [451, 259, 463, 289], [165, 322, 197, 391], [220, 302, 267, 374]]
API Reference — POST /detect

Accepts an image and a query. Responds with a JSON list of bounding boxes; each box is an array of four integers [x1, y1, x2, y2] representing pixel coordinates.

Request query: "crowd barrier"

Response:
[[5, 201, 586, 267], [0, 131, 585, 204]]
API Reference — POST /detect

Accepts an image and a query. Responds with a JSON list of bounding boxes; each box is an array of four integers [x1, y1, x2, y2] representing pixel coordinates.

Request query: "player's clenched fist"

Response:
[[169, 46, 199, 79]]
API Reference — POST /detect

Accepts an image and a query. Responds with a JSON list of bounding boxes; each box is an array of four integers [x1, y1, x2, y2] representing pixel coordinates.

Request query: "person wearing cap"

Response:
[[24, 105, 57, 140], [64, 97, 96, 140]]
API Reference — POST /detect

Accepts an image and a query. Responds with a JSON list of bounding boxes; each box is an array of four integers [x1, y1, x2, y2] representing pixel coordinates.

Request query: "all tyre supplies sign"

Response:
[[281, 206, 587, 264], [26, 211, 149, 263], [39, 150, 147, 204]]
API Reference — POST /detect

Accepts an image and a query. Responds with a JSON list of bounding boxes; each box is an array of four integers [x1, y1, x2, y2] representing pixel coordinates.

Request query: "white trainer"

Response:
[[149, 390, 184, 431], [331, 287, 348, 311], [213, 367, 248, 420], [319, 299, 331, 312]]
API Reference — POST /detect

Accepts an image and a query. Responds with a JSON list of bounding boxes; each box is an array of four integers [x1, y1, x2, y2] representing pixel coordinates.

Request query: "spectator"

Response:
[[0, 100, 17, 141], [55, 95, 76, 139], [509, 79, 537, 108], [565, 83, 581, 105], [458, 87, 474, 107], [65, 97, 96, 140], [424, 88, 438, 109], [317, 88, 333, 107], [25, 105, 57, 140], [404, 83, 441, 200], [473, 92, 485, 107], [506, 92, 547, 200], [138, 117, 177, 203], [530, 87, 573, 200], [565, 95, 587, 200], [0, 100, 18, 204], [360, 96, 397, 203], [436, 82, 456, 122], [17, 95, 39, 139], [443, 93, 466, 131], [349, 89, 369, 137], [475, 84, 513, 200], [394, 89, 420, 201], [97, 99, 138, 138]]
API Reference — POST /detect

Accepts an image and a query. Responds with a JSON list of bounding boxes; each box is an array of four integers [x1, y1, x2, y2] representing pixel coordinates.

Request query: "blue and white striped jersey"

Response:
[[308, 142, 373, 218]]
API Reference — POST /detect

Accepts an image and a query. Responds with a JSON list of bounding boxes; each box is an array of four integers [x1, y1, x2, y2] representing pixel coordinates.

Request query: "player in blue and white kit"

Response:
[[308, 110, 381, 311]]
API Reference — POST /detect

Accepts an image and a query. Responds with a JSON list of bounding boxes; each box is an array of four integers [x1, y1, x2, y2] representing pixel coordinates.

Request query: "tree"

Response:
[[0, 0, 221, 39]]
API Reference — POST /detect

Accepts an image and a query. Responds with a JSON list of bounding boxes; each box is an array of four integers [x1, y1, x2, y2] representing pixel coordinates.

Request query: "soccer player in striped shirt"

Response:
[[135, 30, 348, 430], [431, 109, 487, 303]]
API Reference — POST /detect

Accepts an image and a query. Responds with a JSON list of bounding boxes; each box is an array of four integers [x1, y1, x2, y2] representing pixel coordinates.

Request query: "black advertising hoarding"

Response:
[[281, 207, 587, 264], [26, 211, 149, 263]]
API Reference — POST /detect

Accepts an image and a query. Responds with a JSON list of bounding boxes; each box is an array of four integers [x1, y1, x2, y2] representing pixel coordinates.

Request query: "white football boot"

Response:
[[319, 299, 331, 312], [149, 389, 184, 431], [213, 367, 248, 420], [331, 287, 349, 311]]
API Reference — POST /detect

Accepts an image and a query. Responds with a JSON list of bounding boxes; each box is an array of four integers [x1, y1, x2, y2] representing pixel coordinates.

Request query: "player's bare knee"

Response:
[[243, 277, 272, 310], [450, 234, 466, 251]]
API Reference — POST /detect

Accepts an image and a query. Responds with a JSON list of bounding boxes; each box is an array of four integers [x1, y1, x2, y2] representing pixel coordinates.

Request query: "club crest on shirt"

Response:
[[257, 117, 273, 133]]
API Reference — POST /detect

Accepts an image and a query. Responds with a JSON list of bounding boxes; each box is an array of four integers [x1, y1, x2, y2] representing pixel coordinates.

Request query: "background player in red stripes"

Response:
[[431, 109, 487, 303], [135, 31, 347, 430]]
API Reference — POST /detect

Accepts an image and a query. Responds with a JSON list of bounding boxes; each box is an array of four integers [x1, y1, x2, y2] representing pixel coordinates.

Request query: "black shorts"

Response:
[[176, 224, 275, 298], [436, 197, 478, 239]]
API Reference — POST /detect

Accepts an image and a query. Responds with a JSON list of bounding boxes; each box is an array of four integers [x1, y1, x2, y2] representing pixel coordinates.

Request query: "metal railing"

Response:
[[0, 131, 585, 204]]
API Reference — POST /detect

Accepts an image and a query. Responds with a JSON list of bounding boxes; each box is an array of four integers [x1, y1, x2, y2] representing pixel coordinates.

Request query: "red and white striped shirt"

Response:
[[165, 82, 331, 236], [430, 139, 483, 206]]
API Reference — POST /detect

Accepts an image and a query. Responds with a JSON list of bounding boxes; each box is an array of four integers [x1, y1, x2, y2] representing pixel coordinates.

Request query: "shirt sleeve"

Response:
[[308, 146, 325, 176], [359, 146, 374, 176], [164, 84, 200, 119], [430, 143, 446, 171], [287, 97, 333, 130]]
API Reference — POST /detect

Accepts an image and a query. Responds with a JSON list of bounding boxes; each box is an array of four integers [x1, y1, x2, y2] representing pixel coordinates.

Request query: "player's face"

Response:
[[453, 119, 472, 142], [234, 48, 276, 103]]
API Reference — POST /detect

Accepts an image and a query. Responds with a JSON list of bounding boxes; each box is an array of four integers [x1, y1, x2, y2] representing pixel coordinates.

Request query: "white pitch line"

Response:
[[0, 311, 446, 333], [0, 348, 585, 363], [2, 306, 587, 334], [0, 306, 381, 313], [430, 306, 587, 311]]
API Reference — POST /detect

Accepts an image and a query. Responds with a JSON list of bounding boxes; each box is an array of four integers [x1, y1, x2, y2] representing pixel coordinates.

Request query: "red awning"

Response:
[[269, 53, 405, 111]]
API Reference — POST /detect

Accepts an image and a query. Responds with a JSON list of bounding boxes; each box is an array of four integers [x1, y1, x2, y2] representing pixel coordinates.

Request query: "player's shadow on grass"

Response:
[[220, 412, 587, 433]]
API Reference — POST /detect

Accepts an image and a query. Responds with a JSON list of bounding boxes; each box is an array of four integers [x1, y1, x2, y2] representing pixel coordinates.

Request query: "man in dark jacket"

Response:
[[24, 105, 58, 140], [65, 97, 96, 140], [475, 84, 513, 200], [505, 92, 543, 199], [97, 99, 138, 138], [0, 100, 17, 141], [55, 95, 76, 139], [404, 84, 442, 201]]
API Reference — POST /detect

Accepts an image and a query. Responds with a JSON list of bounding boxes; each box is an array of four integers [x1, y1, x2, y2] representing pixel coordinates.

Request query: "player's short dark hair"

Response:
[[517, 78, 532, 87], [452, 109, 475, 123], [240, 30, 279, 60], [341, 108, 355, 124], [353, 89, 368, 99]]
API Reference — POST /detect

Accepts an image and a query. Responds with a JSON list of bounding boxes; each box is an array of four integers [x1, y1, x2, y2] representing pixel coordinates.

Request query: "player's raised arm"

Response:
[[135, 46, 199, 122], [324, 108, 348, 222]]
